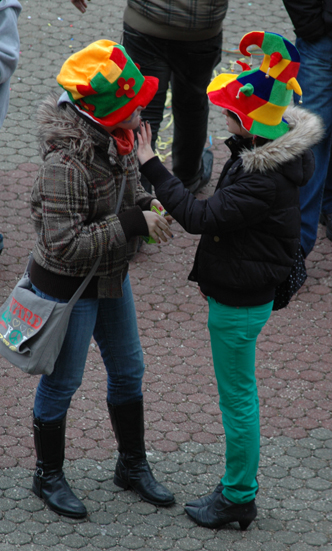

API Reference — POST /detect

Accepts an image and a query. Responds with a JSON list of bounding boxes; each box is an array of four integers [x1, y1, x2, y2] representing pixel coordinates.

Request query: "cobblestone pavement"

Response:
[[0, 0, 332, 549]]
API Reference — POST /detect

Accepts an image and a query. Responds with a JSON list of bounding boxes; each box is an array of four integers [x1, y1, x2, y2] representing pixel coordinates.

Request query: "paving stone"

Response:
[[33, 531, 61, 547], [274, 530, 301, 544], [232, 542, 262, 551], [298, 509, 325, 523], [291, 467, 316, 480], [4, 507, 30, 523], [310, 499, 332, 513], [289, 545, 317, 551], [306, 477, 332, 491], [261, 544, 285, 551], [303, 531, 329, 546]]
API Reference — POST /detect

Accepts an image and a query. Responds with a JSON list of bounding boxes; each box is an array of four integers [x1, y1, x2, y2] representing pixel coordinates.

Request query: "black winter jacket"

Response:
[[283, 0, 332, 41], [141, 107, 323, 307]]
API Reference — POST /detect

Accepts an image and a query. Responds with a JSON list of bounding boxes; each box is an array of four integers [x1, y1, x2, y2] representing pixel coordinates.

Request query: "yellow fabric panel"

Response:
[[260, 55, 290, 78], [103, 64, 122, 84], [207, 73, 238, 93], [57, 40, 120, 98], [248, 101, 285, 125]]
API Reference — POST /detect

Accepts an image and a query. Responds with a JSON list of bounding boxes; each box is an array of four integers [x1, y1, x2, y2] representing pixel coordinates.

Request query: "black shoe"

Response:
[[185, 493, 257, 530], [0, 233, 3, 255], [186, 483, 224, 508], [186, 149, 213, 194], [108, 400, 175, 507], [320, 211, 332, 241], [33, 416, 87, 519], [186, 477, 259, 508]]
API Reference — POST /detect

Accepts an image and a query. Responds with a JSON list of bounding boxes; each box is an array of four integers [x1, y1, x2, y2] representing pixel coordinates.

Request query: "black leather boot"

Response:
[[107, 400, 175, 506], [32, 416, 87, 519], [185, 492, 257, 530]]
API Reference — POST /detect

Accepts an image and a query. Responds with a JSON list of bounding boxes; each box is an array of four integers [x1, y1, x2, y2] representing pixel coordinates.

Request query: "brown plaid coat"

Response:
[[30, 95, 153, 298]]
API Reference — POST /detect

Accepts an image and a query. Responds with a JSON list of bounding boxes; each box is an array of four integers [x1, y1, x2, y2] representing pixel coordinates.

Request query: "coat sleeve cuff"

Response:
[[136, 195, 153, 211], [118, 206, 149, 241]]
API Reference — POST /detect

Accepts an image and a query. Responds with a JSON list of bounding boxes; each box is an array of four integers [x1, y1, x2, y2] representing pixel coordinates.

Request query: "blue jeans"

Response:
[[33, 275, 145, 422], [207, 298, 273, 504], [294, 36, 332, 257], [123, 25, 222, 191]]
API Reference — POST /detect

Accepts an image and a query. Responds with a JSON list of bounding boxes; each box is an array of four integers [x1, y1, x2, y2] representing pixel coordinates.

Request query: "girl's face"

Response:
[[222, 109, 252, 138], [117, 106, 144, 130], [103, 106, 144, 134]]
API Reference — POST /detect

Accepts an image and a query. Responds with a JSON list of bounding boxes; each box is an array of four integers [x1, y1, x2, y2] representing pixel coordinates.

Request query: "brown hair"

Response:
[[227, 110, 271, 146], [227, 109, 241, 123]]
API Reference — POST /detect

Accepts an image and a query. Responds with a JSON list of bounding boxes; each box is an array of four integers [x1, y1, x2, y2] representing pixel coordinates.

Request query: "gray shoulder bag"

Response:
[[0, 172, 127, 376]]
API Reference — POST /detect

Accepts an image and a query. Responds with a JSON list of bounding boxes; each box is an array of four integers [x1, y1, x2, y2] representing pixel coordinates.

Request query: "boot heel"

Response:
[[113, 473, 129, 490], [32, 470, 43, 498], [239, 517, 253, 530]]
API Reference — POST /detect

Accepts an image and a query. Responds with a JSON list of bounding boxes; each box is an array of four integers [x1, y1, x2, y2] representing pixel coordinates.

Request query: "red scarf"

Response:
[[111, 128, 135, 155]]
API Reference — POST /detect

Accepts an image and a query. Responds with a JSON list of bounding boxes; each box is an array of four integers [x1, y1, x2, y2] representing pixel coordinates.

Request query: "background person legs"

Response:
[[294, 36, 332, 257]]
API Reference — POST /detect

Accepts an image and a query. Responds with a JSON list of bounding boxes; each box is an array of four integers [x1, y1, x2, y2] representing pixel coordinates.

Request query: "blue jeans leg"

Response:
[[294, 37, 332, 256], [33, 275, 145, 422], [93, 275, 144, 405]]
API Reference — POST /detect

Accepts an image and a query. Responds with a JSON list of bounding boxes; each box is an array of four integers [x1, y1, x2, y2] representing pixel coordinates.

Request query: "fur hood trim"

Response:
[[241, 106, 324, 173], [36, 94, 109, 163]]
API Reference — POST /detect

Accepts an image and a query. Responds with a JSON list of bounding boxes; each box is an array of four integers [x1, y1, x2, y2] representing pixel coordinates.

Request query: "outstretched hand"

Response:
[[70, 0, 88, 13], [137, 121, 155, 166]]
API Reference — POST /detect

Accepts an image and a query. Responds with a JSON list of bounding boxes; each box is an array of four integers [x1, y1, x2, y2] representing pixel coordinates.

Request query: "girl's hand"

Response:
[[142, 211, 173, 243], [137, 121, 155, 165]]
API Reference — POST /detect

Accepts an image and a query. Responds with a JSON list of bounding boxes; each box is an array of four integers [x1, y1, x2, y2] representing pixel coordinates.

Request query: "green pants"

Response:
[[207, 297, 273, 504]]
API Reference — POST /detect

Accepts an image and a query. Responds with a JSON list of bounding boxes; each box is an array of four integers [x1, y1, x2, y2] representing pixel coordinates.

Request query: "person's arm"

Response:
[[282, 0, 325, 41], [137, 122, 275, 236], [0, 5, 21, 85], [141, 156, 276, 234]]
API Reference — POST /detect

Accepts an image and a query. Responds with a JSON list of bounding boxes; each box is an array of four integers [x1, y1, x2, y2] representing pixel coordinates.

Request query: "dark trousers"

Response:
[[123, 24, 222, 191]]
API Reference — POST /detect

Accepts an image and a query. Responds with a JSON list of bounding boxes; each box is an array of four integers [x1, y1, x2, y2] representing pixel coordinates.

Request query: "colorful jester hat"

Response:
[[207, 31, 302, 140], [57, 40, 159, 127]]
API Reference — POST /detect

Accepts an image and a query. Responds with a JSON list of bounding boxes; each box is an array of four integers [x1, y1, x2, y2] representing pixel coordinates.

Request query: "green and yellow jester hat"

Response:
[[57, 40, 159, 126], [207, 31, 302, 140]]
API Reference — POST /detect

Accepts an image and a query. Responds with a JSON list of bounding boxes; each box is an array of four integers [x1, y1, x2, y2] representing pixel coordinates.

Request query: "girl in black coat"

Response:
[[137, 31, 323, 530]]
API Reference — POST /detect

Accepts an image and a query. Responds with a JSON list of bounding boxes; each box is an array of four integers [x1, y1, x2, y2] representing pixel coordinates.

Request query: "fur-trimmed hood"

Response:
[[36, 94, 112, 164], [240, 106, 324, 174]]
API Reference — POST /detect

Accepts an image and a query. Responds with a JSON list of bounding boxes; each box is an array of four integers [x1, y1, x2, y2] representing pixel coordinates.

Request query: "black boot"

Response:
[[185, 493, 257, 530], [32, 416, 87, 519], [107, 400, 175, 506]]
